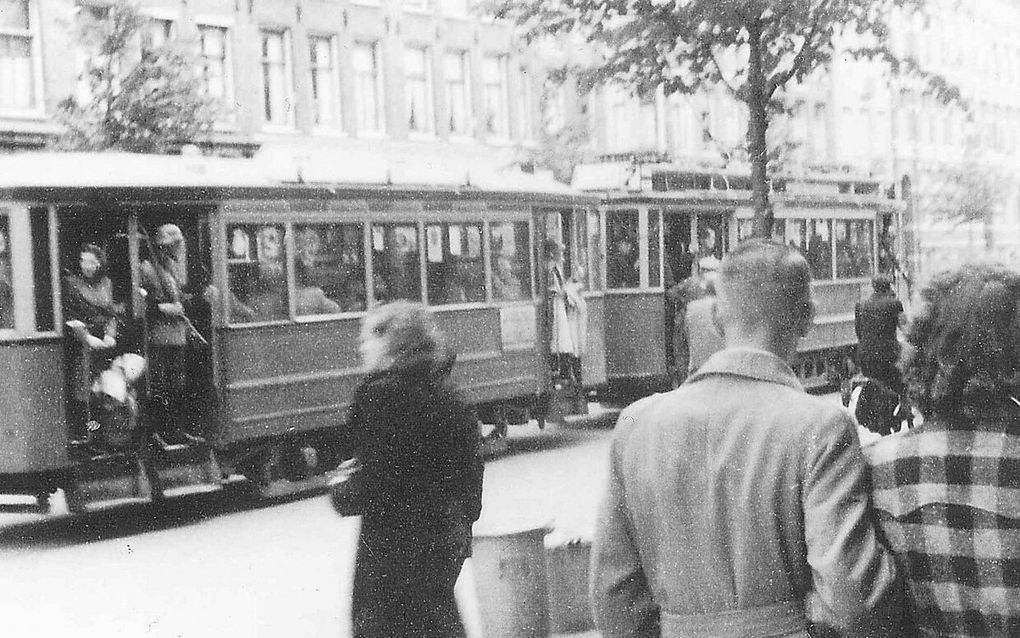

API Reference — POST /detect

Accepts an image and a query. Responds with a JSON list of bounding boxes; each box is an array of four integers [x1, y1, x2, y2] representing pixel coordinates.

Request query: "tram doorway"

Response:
[[57, 207, 218, 455], [663, 214, 693, 373]]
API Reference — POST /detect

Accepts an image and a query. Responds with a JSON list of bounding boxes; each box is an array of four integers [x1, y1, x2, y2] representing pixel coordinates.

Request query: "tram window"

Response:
[[736, 219, 754, 242], [425, 222, 485, 305], [226, 224, 288, 323], [804, 219, 833, 281], [490, 221, 532, 302], [606, 211, 639, 289], [30, 207, 54, 331], [371, 223, 421, 303], [294, 223, 365, 315], [0, 216, 12, 329], [835, 220, 874, 279], [648, 209, 661, 287], [585, 211, 603, 290]]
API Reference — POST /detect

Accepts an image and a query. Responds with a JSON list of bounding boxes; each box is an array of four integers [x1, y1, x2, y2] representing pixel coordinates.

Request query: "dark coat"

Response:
[[340, 357, 483, 638]]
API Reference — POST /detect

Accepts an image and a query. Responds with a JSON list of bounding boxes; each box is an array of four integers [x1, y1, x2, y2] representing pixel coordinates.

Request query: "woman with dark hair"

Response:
[[338, 301, 483, 637], [864, 263, 1020, 637], [64, 243, 120, 444]]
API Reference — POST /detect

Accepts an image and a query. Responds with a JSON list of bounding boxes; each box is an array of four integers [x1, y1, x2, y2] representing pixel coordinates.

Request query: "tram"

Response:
[[0, 151, 600, 513], [572, 160, 905, 395]]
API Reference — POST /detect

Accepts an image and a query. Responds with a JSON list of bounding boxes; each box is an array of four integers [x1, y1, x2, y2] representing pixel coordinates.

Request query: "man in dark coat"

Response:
[[854, 274, 905, 393]]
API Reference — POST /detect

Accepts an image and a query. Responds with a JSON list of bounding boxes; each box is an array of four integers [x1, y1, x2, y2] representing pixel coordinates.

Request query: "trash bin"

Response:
[[545, 535, 595, 633], [472, 526, 552, 638]]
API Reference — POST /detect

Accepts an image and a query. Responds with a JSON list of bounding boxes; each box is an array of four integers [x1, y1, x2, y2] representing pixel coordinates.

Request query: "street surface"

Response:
[[0, 419, 614, 638]]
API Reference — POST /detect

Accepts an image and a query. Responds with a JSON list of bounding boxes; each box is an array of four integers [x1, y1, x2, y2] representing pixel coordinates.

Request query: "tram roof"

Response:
[[0, 151, 585, 200]]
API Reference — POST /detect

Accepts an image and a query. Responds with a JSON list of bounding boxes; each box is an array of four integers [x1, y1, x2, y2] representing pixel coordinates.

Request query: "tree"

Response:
[[52, 1, 217, 154], [493, 0, 958, 236], [919, 155, 1004, 251]]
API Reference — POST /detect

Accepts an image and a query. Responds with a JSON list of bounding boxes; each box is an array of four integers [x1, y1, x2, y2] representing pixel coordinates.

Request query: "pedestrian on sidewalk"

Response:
[[339, 301, 484, 638], [865, 263, 1020, 637], [590, 239, 905, 637]]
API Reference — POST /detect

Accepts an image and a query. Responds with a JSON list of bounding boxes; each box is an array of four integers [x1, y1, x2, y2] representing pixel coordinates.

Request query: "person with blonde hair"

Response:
[[338, 301, 483, 638], [865, 263, 1020, 637]]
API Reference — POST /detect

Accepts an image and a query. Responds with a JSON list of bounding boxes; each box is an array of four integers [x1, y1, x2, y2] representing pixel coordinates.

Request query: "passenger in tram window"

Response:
[[63, 243, 120, 444], [806, 226, 833, 280], [0, 222, 13, 329], [607, 236, 639, 288], [140, 223, 211, 446], [490, 222, 530, 302], [492, 253, 524, 300], [294, 260, 341, 316], [373, 225, 421, 303], [246, 261, 288, 321]]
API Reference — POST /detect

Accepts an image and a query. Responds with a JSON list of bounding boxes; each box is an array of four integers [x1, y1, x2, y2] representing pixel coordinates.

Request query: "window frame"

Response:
[[0, 0, 44, 117], [404, 44, 436, 138], [259, 28, 296, 131], [0, 202, 60, 340], [443, 49, 473, 139], [481, 53, 510, 141], [352, 40, 386, 136], [195, 21, 236, 120], [308, 33, 343, 132]]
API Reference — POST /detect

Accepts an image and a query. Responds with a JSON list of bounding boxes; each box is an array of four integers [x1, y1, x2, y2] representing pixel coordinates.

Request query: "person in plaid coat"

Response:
[[865, 264, 1020, 637]]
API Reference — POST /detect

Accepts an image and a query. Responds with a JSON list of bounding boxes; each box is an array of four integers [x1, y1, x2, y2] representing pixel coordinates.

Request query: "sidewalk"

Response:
[[463, 402, 620, 638]]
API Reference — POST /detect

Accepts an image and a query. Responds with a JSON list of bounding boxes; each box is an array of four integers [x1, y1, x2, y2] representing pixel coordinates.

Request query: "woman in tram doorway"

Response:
[[340, 301, 484, 638], [64, 243, 120, 445], [545, 239, 577, 386]]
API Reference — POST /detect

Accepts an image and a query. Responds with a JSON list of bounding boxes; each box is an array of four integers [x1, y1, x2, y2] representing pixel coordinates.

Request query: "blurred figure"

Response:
[[682, 258, 724, 376], [64, 243, 120, 445], [667, 257, 719, 384], [140, 224, 208, 446], [591, 240, 904, 638], [339, 301, 483, 638], [855, 274, 905, 393], [865, 264, 1020, 637]]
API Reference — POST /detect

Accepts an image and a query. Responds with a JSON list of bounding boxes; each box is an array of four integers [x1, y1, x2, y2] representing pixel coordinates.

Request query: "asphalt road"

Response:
[[0, 419, 614, 638]]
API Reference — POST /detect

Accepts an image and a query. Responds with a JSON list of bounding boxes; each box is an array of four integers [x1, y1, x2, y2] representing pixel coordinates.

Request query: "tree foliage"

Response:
[[493, 0, 958, 236], [52, 1, 217, 154]]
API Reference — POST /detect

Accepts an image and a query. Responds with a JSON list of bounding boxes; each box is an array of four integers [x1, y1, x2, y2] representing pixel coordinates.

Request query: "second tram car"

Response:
[[0, 152, 600, 513], [573, 160, 904, 395]]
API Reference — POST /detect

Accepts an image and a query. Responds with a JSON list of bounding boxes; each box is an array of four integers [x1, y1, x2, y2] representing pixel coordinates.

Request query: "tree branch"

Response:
[[764, 2, 827, 99], [705, 44, 742, 101]]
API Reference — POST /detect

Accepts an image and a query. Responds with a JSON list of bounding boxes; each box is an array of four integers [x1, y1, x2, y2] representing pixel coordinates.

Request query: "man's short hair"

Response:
[[872, 274, 893, 293], [717, 239, 812, 335]]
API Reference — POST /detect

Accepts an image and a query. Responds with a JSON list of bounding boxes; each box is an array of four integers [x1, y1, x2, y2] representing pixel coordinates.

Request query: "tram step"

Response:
[[257, 474, 329, 499], [68, 455, 153, 514], [150, 445, 224, 499]]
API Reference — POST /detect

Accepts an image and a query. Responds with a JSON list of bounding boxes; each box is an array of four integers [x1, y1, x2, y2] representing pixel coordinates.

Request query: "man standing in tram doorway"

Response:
[[590, 240, 905, 637], [141, 223, 205, 446], [854, 274, 905, 394]]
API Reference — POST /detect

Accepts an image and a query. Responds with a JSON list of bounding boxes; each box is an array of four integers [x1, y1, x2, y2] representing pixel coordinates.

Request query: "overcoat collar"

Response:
[[687, 347, 803, 391]]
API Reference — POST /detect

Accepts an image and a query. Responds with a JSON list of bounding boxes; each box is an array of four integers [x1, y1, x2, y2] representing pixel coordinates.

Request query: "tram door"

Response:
[[663, 212, 693, 371]]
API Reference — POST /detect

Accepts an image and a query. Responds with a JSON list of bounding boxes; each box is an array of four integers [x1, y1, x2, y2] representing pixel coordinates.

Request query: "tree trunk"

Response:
[[746, 22, 773, 238]]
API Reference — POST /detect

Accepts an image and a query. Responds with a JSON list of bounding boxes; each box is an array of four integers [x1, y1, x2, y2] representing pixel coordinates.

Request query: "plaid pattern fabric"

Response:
[[864, 419, 1020, 637]]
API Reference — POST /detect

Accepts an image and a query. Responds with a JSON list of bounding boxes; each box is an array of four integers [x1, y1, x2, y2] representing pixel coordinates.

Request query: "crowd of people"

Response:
[[591, 239, 1020, 637]]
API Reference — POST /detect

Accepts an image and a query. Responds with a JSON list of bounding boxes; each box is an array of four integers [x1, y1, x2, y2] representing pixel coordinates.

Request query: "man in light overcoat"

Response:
[[590, 239, 905, 638]]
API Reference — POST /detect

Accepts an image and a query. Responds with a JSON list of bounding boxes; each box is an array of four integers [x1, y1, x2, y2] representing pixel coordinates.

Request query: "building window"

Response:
[[260, 29, 294, 127], [404, 46, 434, 135], [482, 54, 509, 139], [0, 0, 39, 113], [440, 0, 470, 17], [403, 0, 430, 11], [353, 41, 384, 134], [198, 25, 231, 102], [143, 17, 175, 50], [444, 51, 471, 136], [309, 35, 341, 129], [519, 65, 536, 141]]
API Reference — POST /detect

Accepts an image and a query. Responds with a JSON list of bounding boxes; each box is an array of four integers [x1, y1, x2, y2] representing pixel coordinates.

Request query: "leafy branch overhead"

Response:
[[52, 1, 218, 154], [492, 0, 959, 236]]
